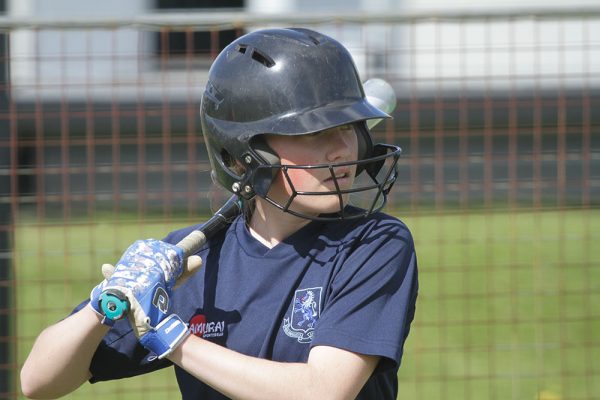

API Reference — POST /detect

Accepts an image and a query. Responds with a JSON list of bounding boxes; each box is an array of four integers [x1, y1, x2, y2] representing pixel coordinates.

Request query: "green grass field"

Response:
[[14, 208, 600, 399]]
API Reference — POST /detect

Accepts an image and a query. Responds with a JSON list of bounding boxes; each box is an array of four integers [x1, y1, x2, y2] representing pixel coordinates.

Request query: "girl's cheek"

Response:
[[281, 169, 316, 192], [283, 169, 304, 189]]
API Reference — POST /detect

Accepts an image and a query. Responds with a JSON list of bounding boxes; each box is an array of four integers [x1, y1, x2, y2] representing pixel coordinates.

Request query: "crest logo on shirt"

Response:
[[283, 287, 322, 343]]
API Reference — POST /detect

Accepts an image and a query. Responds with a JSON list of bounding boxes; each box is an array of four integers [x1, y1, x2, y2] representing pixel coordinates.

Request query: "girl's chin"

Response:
[[266, 189, 351, 215], [289, 194, 350, 214]]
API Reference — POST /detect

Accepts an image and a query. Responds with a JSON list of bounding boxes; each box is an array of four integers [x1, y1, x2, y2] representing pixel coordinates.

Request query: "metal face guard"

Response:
[[253, 144, 401, 221]]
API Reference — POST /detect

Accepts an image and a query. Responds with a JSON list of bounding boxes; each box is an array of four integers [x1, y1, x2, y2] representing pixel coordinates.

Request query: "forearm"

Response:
[[169, 338, 308, 400], [168, 335, 376, 400], [20, 306, 109, 399]]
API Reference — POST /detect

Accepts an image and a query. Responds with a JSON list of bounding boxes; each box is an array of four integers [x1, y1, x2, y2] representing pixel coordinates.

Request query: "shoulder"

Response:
[[356, 211, 412, 239], [327, 211, 414, 252], [316, 211, 416, 281]]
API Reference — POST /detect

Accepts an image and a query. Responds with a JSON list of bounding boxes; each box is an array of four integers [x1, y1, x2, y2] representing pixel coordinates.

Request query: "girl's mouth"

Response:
[[325, 170, 351, 184]]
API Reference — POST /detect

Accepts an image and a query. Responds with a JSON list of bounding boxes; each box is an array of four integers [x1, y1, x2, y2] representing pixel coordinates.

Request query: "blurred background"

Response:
[[0, 0, 599, 399]]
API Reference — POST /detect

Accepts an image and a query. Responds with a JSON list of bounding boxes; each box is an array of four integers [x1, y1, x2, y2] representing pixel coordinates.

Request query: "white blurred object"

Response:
[[364, 78, 397, 129]]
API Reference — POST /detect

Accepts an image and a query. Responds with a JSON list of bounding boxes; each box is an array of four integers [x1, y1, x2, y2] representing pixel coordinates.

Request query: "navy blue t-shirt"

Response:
[[85, 211, 418, 399]]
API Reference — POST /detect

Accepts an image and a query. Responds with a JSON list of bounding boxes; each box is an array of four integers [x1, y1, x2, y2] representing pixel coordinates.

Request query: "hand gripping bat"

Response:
[[98, 195, 243, 323]]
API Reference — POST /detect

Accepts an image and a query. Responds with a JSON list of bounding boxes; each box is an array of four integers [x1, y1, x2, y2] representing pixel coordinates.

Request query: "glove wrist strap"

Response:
[[140, 314, 190, 359]]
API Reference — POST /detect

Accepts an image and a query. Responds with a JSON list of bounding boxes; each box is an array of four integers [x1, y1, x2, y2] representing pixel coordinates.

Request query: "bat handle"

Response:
[[99, 289, 130, 321], [177, 230, 208, 258], [176, 195, 242, 257]]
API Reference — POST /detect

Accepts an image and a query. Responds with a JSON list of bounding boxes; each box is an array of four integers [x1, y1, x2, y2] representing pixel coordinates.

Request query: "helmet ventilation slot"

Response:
[[251, 49, 275, 68], [307, 35, 320, 45], [236, 44, 275, 68]]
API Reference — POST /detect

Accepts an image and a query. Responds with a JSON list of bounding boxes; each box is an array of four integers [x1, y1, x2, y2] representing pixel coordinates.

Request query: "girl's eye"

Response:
[[307, 124, 353, 137]]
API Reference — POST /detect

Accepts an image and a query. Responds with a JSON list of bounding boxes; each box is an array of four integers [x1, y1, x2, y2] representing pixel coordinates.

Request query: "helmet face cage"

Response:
[[200, 27, 401, 220], [252, 144, 402, 221]]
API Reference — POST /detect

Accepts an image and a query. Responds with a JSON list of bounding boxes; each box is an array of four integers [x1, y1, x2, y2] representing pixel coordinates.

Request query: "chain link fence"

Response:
[[1, 8, 599, 399]]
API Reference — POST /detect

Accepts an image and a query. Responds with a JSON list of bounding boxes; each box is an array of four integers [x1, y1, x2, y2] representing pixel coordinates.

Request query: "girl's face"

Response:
[[265, 124, 359, 217]]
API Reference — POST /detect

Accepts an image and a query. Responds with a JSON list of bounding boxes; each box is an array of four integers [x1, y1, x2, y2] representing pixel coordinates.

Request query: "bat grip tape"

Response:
[[177, 230, 208, 258]]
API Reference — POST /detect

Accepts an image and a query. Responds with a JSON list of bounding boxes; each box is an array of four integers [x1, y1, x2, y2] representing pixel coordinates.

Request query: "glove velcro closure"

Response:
[[139, 314, 190, 359]]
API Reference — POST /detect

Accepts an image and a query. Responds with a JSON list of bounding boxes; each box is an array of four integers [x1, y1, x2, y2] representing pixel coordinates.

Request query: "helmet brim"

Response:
[[204, 98, 390, 139]]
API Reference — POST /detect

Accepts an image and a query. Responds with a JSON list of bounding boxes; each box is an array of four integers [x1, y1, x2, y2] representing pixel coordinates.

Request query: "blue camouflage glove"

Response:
[[90, 239, 200, 359]]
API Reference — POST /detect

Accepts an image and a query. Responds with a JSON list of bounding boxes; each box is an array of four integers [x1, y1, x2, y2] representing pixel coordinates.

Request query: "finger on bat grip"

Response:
[[102, 263, 115, 279], [101, 256, 200, 288], [174, 255, 202, 289]]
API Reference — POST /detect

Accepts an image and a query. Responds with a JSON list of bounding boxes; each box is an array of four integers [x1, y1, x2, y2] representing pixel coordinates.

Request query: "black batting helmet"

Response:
[[200, 27, 401, 220]]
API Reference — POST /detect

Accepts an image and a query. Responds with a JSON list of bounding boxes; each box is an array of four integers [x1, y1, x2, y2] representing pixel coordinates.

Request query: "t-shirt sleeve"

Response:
[[65, 301, 172, 383], [310, 218, 418, 372]]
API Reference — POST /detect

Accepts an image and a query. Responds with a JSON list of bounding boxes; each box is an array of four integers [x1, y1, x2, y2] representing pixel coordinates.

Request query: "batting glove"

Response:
[[89, 239, 201, 359]]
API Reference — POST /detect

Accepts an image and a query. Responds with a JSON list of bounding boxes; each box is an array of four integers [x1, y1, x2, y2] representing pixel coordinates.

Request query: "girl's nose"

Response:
[[326, 129, 357, 162]]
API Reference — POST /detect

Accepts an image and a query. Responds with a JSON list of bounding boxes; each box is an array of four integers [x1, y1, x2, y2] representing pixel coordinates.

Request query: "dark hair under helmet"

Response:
[[200, 27, 401, 220]]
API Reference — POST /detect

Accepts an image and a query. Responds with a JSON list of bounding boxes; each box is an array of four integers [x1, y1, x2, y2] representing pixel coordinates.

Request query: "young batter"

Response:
[[21, 28, 418, 400]]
